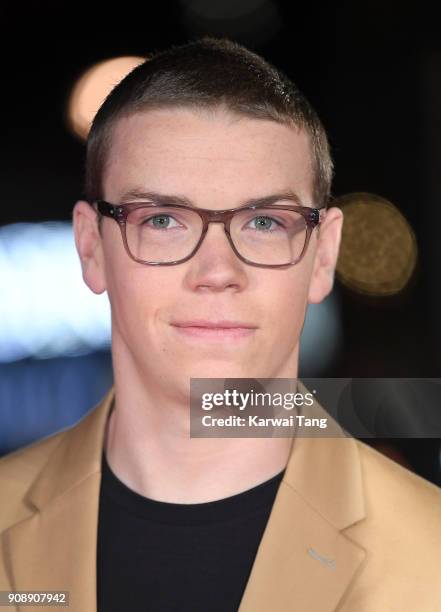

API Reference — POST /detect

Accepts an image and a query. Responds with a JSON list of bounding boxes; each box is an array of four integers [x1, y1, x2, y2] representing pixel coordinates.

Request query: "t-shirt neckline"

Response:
[[100, 450, 285, 524]]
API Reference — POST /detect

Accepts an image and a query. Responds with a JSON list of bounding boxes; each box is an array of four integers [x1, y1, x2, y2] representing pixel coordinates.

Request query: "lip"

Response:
[[170, 320, 258, 341], [171, 320, 257, 329]]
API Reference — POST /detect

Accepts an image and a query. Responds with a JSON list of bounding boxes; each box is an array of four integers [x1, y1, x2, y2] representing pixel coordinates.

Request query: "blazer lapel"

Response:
[[238, 382, 367, 611], [237, 480, 366, 611], [2, 388, 115, 612]]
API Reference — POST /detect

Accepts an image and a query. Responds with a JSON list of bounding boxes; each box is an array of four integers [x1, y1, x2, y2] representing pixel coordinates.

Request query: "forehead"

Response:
[[103, 107, 314, 204]]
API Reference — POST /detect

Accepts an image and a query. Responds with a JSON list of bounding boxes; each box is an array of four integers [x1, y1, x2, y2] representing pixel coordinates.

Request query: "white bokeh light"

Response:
[[0, 221, 111, 362]]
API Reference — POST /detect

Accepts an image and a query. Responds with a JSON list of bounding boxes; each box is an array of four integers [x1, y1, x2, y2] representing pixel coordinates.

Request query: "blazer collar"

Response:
[[25, 387, 114, 513], [3, 382, 367, 611]]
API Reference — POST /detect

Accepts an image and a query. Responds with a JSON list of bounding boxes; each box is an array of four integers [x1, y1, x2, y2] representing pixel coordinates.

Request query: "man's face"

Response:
[[74, 107, 341, 395]]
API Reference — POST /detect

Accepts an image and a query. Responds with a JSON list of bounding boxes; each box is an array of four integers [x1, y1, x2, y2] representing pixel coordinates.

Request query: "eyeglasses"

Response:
[[92, 200, 326, 268]]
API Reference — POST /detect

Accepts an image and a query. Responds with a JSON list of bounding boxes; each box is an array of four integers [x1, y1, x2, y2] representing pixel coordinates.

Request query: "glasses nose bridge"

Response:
[[204, 208, 235, 225], [195, 209, 237, 257], [200, 209, 235, 237]]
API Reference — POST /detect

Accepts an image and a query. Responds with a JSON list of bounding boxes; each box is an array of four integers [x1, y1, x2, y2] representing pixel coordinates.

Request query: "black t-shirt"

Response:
[[97, 450, 285, 612]]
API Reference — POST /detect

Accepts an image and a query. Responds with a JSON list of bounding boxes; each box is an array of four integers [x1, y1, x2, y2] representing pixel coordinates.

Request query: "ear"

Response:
[[307, 206, 344, 304], [72, 200, 107, 294]]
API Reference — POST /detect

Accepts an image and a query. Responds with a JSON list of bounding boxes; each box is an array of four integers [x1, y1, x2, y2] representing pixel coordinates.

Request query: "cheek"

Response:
[[105, 261, 175, 337], [264, 272, 311, 336]]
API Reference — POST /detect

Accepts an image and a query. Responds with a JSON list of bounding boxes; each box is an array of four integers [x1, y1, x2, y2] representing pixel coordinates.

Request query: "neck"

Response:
[[104, 341, 299, 504]]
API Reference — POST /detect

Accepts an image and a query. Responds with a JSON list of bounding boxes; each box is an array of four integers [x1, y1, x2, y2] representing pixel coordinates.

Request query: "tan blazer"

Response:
[[1, 383, 441, 611]]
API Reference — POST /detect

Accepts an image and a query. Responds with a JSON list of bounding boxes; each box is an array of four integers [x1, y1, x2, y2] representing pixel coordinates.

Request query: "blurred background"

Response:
[[1, 1, 440, 484]]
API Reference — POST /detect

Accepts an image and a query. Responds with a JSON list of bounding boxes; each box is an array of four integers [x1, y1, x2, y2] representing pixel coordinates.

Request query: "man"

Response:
[[1, 37, 441, 612]]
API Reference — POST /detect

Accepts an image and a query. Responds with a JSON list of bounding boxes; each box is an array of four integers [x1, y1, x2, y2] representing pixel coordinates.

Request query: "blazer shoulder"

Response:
[[356, 438, 441, 501], [0, 428, 68, 531], [353, 439, 441, 543]]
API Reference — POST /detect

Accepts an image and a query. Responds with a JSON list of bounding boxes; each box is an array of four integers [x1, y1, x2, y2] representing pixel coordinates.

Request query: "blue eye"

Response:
[[247, 215, 283, 231], [144, 214, 180, 229]]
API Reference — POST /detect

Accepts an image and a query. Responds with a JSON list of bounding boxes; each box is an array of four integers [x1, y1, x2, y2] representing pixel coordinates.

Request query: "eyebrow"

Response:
[[118, 188, 306, 209]]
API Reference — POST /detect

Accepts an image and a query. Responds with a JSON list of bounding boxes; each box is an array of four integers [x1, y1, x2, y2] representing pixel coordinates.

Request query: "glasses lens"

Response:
[[230, 208, 308, 265], [125, 206, 203, 263]]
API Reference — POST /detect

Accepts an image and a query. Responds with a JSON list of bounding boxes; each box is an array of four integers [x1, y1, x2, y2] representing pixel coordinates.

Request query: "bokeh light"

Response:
[[67, 56, 146, 140], [335, 192, 418, 296], [0, 221, 111, 362]]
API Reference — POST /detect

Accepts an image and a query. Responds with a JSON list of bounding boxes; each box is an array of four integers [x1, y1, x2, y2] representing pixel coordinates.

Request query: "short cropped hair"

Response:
[[84, 36, 333, 209]]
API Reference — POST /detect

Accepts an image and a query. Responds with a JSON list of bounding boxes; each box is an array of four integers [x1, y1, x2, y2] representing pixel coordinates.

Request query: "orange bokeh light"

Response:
[[67, 56, 146, 140]]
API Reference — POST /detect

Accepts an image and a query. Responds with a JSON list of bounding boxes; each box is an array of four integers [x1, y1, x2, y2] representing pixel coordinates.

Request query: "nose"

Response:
[[183, 219, 248, 291]]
